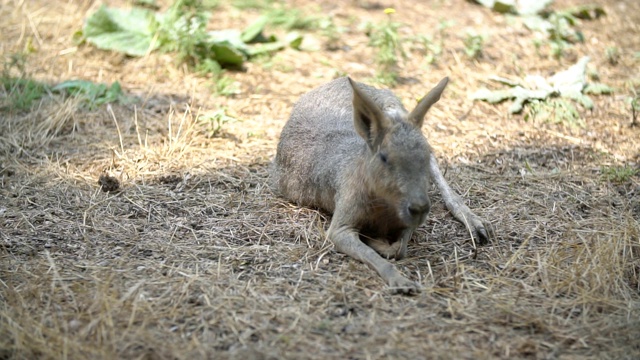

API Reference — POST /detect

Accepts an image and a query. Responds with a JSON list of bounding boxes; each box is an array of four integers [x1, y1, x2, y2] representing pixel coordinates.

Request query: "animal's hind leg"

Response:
[[429, 153, 495, 245]]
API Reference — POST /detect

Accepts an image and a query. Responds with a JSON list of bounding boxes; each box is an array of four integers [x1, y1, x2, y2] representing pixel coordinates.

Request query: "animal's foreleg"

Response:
[[429, 153, 494, 245], [328, 221, 421, 294]]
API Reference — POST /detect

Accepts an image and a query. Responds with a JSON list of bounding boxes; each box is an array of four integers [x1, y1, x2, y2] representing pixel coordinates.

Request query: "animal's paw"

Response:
[[455, 208, 494, 246], [388, 275, 422, 295], [466, 213, 495, 246]]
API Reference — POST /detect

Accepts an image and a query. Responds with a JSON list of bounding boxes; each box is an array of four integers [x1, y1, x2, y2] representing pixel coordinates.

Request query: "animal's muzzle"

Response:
[[404, 195, 431, 226]]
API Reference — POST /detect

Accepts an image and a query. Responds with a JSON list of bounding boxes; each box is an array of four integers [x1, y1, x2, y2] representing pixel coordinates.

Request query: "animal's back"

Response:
[[272, 77, 403, 212], [271, 77, 355, 211]]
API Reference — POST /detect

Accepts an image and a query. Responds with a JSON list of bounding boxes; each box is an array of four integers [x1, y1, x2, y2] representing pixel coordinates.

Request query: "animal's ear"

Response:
[[409, 77, 449, 128], [348, 77, 388, 149]]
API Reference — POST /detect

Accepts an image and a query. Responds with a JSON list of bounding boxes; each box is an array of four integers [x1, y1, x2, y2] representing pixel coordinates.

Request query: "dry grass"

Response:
[[1, 0, 639, 359]]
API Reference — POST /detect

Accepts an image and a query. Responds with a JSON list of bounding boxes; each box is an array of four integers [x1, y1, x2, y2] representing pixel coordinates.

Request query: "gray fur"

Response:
[[272, 77, 493, 294]]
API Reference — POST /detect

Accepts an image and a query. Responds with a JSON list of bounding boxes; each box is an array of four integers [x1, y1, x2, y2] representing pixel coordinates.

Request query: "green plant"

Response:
[[133, 0, 160, 9], [82, 5, 160, 57], [265, 7, 319, 30], [420, 36, 442, 64], [194, 59, 239, 96], [521, 5, 597, 60], [366, 8, 406, 85], [437, 19, 455, 33], [157, 0, 212, 67], [532, 38, 544, 57], [410, 19, 452, 65], [231, 0, 277, 10], [213, 75, 240, 96], [0, 77, 49, 111], [630, 95, 639, 127], [547, 11, 583, 59], [1, 53, 49, 111], [472, 57, 609, 117], [524, 98, 583, 127], [318, 17, 343, 50], [234, 0, 319, 29], [52, 80, 128, 109], [201, 0, 219, 8], [605, 46, 620, 66], [412, 35, 441, 65], [2, 53, 129, 112], [80, 1, 302, 73], [463, 32, 484, 59], [198, 107, 238, 136], [601, 165, 639, 183]]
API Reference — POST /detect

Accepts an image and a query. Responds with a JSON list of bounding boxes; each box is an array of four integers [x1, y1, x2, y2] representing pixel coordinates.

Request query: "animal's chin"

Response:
[[399, 209, 427, 228]]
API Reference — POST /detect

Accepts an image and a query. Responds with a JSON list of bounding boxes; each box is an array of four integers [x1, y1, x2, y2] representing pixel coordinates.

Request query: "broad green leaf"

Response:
[[470, 0, 516, 14], [509, 87, 553, 113], [245, 32, 304, 56], [517, 0, 552, 15], [471, 86, 551, 113], [522, 15, 552, 33], [286, 32, 304, 50], [246, 41, 287, 56], [584, 83, 614, 95], [488, 75, 521, 87], [471, 57, 609, 114], [53, 80, 103, 94], [523, 75, 553, 92], [210, 42, 245, 66], [472, 0, 551, 15], [208, 30, 249, 54], [81, 4, 318, 70], [53, 80, 125, 108], [470, 88, 515, 104], [473, 0, 496, 8], [568, 4, 606, 19], [241, 16, 270, 43], [103, 81, 124, 104], [83, 5, 158, 57], [549, 56, 589, 95], [493, 0, 516, 14], [564, 92, 593, 109]]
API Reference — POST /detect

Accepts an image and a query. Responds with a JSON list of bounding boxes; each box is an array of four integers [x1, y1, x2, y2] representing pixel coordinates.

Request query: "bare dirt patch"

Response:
[[1, 0, 639, 359]]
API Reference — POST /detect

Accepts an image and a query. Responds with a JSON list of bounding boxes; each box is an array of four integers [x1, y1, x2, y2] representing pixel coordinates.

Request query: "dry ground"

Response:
[[1, 0, 639, 359]]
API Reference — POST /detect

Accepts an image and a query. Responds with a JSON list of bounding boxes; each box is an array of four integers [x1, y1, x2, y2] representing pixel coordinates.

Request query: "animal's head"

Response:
[[348, 77, 449, 227]]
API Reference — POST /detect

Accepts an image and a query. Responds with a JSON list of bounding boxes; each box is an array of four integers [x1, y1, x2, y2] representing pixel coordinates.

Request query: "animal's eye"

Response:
[[379, 152, 388, 164]]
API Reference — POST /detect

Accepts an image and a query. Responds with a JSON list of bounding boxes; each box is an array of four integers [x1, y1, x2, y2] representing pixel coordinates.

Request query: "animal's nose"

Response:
[[408, 197, 431, 217]]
